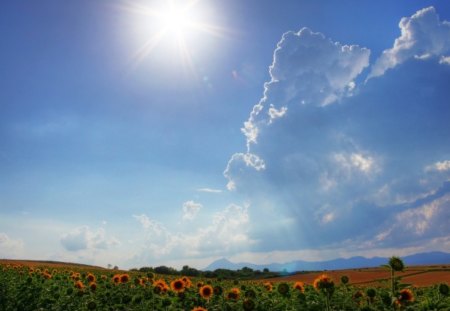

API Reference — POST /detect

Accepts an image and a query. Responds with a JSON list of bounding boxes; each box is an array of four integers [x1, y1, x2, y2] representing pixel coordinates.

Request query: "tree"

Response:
[[154, 266, 172, 275], [181, 265, 200, 277]]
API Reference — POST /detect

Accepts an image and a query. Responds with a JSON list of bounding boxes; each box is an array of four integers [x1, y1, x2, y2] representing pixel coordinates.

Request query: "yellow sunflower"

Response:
[[199, 285, 214, 300]]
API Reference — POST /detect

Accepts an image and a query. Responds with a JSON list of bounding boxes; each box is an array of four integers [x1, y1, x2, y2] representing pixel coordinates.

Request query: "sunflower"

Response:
[[227, 288, 240, 300], [138, 278, 146, 287], [182, 276, 192, 288], [277, 283, 290, 296], [352, 290, 364, 306], [389, 256, 405, 272], [213, 285, 223, 295], [293, 281, 305, 293], [112, 274, 121, 284], [313, 274, 334, 291], [171, 279, 185, 293], [42, 272, 52, 279], [366, 288, 377, 299], [191, 307, 207, 311], [244, 289, 256, 298], [398, 288, 414, 302], [199, 285, 213, 300], [263, 282, 273, 291], [340, 275, 349, 285], [86, 273, 96, 283], [71, 272, 81, 281], [439, 283, 449, 296], [353, 290, 364, 300], [74, 280, 85, 289], [154, 279, 169, 293], [120, 274, 130, 283], [89, 282, 97, 291], [243, 298, 256, 311]]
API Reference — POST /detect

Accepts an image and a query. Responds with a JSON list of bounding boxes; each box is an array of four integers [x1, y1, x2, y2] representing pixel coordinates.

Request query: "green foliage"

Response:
[[1, 262, 449, 311]]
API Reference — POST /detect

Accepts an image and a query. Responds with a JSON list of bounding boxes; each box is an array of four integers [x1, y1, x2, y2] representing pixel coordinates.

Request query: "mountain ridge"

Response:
[[204, 251, 450, 272]]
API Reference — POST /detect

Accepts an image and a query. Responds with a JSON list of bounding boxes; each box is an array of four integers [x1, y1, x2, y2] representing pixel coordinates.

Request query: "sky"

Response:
[[1, 0, 450, 270]]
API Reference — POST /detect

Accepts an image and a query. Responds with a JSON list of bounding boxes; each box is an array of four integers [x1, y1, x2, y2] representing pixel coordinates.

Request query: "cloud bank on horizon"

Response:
[[224, 6, 450, 256]]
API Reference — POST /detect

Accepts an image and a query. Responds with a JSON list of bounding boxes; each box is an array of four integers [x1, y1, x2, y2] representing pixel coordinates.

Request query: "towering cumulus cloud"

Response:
[[370, 6, 450, 78], [225, 8, 450, 255], [224, 28, 370, 191]]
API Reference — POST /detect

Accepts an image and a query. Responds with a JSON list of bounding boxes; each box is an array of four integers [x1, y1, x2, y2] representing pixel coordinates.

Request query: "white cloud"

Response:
[[400, 201, 439, 235], [370, 194, 450, 248], [130, 203, 254, 266], [426, 160, 450, 172], [321, 212, 335, 224], [268, 105, 288, 123], [440, 56, 450, 65], [196, 188, 222, 193], [182, 200, 202, 220], [0, 233, 24, 257], [223, 7, 450, 256], [239, 28, 369, 152], [268, 28, 370, 107], [333, 152, 378, 176], [370, 6, 450, 78], [224, 152, 266, 191], [60, 226, 120, 252]]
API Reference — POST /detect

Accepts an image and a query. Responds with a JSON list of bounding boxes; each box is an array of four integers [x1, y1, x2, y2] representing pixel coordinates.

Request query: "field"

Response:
[[268, 265, 450, 287], [1, 259, 449, 310]]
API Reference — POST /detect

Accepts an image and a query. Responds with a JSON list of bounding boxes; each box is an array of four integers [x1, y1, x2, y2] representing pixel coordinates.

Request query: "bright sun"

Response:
[[124, 0, 223, 68], [158, 4, 193, 37]]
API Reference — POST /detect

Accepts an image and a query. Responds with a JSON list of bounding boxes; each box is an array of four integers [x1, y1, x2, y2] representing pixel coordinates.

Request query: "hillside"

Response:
[[0, 259, 105, 270]]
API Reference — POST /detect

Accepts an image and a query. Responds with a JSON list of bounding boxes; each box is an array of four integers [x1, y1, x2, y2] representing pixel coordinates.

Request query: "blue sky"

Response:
[[1, 0, 450, 269]]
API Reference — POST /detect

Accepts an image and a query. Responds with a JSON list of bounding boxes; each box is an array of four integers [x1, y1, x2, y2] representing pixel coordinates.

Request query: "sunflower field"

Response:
[[1, 263, 449, 311]]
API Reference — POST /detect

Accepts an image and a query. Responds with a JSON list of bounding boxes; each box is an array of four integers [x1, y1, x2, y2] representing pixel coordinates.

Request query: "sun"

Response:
[[122, 0, 225, 69], [158, 3, 194, 37]]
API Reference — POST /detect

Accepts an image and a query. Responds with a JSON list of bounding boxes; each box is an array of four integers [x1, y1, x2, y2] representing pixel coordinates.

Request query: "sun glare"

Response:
[[122, 0, 225, 72], [159, 5, 193, 36]]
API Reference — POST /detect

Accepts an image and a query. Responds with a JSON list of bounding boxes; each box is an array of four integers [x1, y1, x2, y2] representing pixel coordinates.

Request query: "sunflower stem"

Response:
[[391, 267, 395, 298]]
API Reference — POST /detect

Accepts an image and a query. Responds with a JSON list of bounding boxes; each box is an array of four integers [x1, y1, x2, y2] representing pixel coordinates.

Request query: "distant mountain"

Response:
[[204, 251, 450, 272]]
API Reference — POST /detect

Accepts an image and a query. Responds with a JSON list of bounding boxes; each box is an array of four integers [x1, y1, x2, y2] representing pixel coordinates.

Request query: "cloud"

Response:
[[370, 6, 450, 78], [224, 7, 450, 255], [196, 188, 222, 193], [426, 160, 450, 172], [239, 28, 370, 151], [440, 56, 450, 65], [372, 193, 450, 247], [224, 152, 266, 191], [182, 200, 202, 220], [60, 226, 120, 252], [0, 233, 24, 257], [130, 203, 254, 265]]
